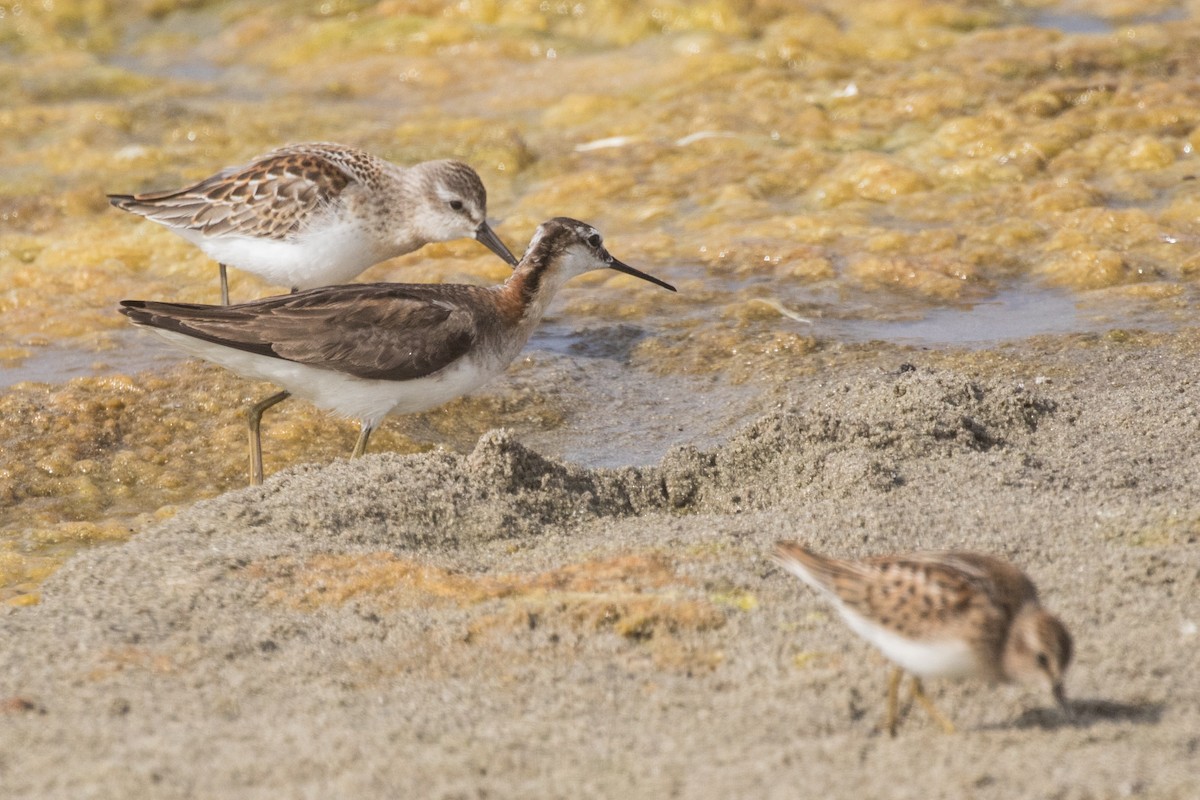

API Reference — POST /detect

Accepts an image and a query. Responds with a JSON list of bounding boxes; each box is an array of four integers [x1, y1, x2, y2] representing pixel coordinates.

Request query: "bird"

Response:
[[119, 217, 676, 485], [108, 142, 518, 305], [772, 541, 1073, 735]]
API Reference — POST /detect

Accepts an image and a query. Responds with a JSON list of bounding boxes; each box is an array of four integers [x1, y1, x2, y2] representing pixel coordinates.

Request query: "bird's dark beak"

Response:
[[608, 257, 676, 292], [476, 222, 519, 267], [1052, 682, 1071, 714]]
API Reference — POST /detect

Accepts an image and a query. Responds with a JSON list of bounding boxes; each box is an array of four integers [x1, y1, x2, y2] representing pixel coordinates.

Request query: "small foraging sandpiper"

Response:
[[109, 142, 518, 304], [120, 217, 675, 485], [773, 541, 1073, 735]]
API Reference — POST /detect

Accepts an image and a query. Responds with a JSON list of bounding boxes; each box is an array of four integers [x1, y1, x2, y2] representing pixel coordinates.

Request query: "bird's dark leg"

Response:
[[248, 391, 290, 486]]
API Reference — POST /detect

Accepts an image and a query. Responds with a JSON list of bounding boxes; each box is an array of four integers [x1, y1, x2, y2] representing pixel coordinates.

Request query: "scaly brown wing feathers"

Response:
[[108, 147, 357, 239], [774, 541, 1028, 647]]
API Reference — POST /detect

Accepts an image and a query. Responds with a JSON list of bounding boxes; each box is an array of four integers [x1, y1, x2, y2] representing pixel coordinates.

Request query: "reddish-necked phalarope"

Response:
[[120, 217, 675, 485]]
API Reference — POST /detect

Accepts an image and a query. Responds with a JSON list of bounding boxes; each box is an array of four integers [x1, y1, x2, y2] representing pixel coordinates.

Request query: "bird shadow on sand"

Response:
[[985, 698, 1164, 732]]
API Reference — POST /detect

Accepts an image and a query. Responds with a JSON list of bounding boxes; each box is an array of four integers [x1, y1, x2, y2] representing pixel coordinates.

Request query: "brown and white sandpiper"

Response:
[[109, 142, 518, 304], [120, 217, 675, 485], [773, 541, 1073, 735]]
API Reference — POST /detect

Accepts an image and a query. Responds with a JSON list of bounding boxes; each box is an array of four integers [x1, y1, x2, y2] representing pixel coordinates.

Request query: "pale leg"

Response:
[[248, 391, 290, 486], [219, 263, 230, 306], [885, 666, 903, 736], [351, 425, 372, 458], [910, 677, 956, 734]]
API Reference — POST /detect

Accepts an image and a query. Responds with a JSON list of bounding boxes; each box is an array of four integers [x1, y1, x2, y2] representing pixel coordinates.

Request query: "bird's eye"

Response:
[[587, 233, 602, 248], [1036, 652, 1050, 670], [449, 200, 464, 211]]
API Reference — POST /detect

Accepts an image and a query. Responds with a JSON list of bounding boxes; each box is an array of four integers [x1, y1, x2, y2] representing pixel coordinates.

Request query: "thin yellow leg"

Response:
[[885, 666, 903, 737], [351, 425, 372, 458], [910, 677, 957, 734], [219, 263, 230, 306], [248, 391, 290, 486]]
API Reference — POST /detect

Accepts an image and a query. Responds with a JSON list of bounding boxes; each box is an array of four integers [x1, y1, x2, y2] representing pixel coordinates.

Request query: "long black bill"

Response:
[[476, 222, 519, 267], [1053, 682, 1071, 714], [609, 257, 676, 292]]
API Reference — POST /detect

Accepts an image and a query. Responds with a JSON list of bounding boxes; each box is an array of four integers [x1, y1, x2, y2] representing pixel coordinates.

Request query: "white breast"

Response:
[[177, 218, 387, 290], [836, 605, 980, 679]]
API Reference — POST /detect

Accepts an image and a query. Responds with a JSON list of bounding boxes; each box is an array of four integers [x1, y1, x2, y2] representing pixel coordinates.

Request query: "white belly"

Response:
[[176, 219, 389, 290], [153, 329, 503, 428], [838, 606, 979, 679]]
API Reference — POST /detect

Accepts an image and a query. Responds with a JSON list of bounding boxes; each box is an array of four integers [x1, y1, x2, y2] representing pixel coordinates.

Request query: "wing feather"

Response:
[[108, 145, 360, 240], [120, 284, 482, 381], [774, 541, 1022, 647]]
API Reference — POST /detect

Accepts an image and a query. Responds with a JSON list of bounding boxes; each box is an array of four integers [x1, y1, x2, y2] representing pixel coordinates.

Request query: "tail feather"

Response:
[[118, 299, 150, 325], [108, 192, 209, 226], [119, 300, 175, 331], [119, 299, 222, 332], [772, 541, 842, 595]]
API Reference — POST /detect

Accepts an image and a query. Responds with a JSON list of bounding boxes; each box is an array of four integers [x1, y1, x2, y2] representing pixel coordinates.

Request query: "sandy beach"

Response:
[[3, 330, 1198, 798]]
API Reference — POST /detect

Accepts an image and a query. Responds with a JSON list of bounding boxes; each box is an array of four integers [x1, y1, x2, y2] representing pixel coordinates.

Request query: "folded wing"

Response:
[[120, 284, 480, 381], [108, 145, 358, 240]]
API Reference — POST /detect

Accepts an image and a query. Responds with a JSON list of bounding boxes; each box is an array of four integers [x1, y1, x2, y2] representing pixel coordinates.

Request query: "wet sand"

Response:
[[2, 330, 1197, 798]]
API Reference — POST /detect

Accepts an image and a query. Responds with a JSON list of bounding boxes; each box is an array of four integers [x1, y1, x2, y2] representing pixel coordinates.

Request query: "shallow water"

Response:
[[822, 282, 1194, 346], [3, 0, 1200, 598], [0, 331, 179, 388], [1029, 6, 1189, 35]]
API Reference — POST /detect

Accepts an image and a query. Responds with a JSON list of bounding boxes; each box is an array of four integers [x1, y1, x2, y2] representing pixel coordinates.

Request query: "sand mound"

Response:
[[2, 359, 1196, 799]]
